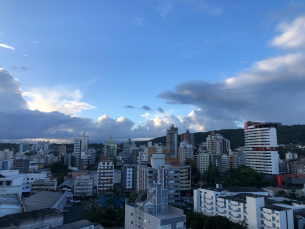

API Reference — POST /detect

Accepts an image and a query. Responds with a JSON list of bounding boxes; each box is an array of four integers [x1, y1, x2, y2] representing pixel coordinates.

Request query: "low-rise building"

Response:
[[74, 175, 94, 197], [11, 159, 30, 174], [52, 220, 94, 229], [0, 208, 64, 229], [57, 178, 75, 192], [194, 185, 295, 229], [23, 191, 68, 211], [125, 184, 186, 229], [30, 178, 57, 194], [0, 194, 23, 217]]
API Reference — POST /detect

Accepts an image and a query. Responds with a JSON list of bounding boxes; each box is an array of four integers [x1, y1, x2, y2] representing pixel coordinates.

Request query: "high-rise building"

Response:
[[166, 124, 178, 157], [206, 132, 230, 155], [59, 145, 66, 155], [122, 139, 134, 162], [197, 152, 210, 174], [104, 137, 117, 161], [244, 121, 280, 174], [178, 141, 194, 165], [98, 160, 114, 193], [181, 129, 195, 147], [74, 132, 89, 167]]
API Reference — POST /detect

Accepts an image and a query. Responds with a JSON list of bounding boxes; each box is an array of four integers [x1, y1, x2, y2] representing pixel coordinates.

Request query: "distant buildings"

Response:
[[0, 149, 14, 160], [181, 129, 195, 146], [286, 151, 298, 160], [125, 184, 186, 229], [104, 137, 117, 161], [197, 152, 210, 174], [206, 132, 230, 155], [245, 121, 280, 174], [12, 159, 30, 174], [166, 124, 178, 157], [59, 145, 66, 155], [178, 141, 194, 165], [74, 132, 89, 167], [122, 139, 135, 162]]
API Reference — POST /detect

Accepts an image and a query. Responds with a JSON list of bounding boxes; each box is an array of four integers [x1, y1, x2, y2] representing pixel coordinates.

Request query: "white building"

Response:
[[286, 151, 298, 160], [74, 132, 89, 167], [197, 152, 210, 174], [245, 122, 280, 174], [74, 175, 94, 197], [178, 141, 194, 165], [0, 194, 23, 217], [194, 185, 294, 229], [0, 149, 14, 160], [104, 137, 117, 161], [0, 170, 24, 197], [98, 160, 114, 193]]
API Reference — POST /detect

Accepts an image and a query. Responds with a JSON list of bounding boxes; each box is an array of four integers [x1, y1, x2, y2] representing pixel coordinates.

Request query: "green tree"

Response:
[[276, 190, 287, 197]]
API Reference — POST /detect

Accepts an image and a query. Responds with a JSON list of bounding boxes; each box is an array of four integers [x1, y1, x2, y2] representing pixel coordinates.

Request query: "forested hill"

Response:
[[137, 124, 305, 150]]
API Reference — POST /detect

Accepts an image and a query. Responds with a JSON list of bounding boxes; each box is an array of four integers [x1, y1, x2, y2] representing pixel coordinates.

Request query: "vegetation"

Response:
[[48, 161, 72, 186], [276, 190, 305, 201], [173, 206, 248, 229], [202, 165, 271, 188], [128, 190, 147, 203], [185, 158, 200, 186]]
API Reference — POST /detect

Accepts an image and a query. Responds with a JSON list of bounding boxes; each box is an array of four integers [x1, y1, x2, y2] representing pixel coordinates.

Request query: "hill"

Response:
[[137, 124, 305, 150]]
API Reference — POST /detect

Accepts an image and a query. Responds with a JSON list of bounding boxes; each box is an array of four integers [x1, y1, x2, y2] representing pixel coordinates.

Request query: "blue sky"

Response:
[[1, 0, 305, 142]]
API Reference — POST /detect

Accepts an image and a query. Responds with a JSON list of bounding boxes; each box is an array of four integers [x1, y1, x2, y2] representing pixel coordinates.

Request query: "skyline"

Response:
[[1, 1, 305, 143]]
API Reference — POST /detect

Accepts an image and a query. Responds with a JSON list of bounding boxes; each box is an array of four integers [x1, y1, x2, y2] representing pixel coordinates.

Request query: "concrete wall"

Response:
[[19, 213, 64, 229]]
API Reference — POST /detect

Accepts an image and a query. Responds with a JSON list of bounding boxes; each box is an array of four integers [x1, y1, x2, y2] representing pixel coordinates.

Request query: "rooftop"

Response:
[[23, 191, 66, 211], [203, 186, 266, 193], [220, 193, 263, 203], [0, 194, 20, 205], [58, 178, 75, 188], [72, 170, 88, 173], [264, 204, 290, 211], [0, 208, 62, 227], [52, 220, 92, 229]]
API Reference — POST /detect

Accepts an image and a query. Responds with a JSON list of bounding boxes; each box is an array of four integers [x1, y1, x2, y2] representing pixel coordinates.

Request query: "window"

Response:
[[176, 222, 183, 229]]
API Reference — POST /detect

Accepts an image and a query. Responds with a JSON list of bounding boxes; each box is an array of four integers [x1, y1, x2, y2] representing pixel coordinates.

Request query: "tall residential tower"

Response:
[[166, 124, 178, 157], [244, 121, 280, 174]]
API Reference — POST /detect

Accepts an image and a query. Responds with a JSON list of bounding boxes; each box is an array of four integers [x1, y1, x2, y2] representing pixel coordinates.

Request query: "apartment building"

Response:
[[30, 178, 57, 195], [166, 124, 178, 157], [74, 132, 89, 167], [178, 141, 193, 165], [12, 159, 30, 174], [245, 121, 280, 174], [74, 175, 94, 197], [181, 129, 195, 147], [194, 185, 296, 229], [197, 152, 210, 174], [104, 137, 117, 161], [206, 132, 230, 155], [98, 160, 114, 194], [174, 165, 191, 191], [125, 184, 186, 229]]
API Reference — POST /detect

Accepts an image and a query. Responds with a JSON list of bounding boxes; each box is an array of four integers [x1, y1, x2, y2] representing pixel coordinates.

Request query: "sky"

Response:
[[1, 0, 305, 143]]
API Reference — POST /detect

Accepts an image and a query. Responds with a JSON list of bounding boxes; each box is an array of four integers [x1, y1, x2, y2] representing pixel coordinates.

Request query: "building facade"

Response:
[[166, 124, 178, 157], [98, 160, 114, 193], [104, 137, 117, 161], [206, 132, 230, 155], [125, 184, 186, 229], [245, 121, 280, 174], [197, 152, 210, 174], [178, 141, 194, 165], [74, 132, 89, 167], [74, 175, 94, 197]]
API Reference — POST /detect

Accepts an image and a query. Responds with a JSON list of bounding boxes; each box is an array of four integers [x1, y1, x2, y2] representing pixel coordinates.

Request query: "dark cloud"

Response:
[[157, 107, 165, 114], [0, 69, 181, 142], [141, 106, 153, 111], [125, 105, 135, 108], [158, 53, 305, 130]]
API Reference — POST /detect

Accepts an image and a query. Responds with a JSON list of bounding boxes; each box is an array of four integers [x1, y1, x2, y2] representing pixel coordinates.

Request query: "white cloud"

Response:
[[0, 44, 15, 50], [271, 16, 305, 50], [33, 41, 39, 44], [134, 18, 145, 26], [23, 55, 28, 57], [23, 86, 96, 116]]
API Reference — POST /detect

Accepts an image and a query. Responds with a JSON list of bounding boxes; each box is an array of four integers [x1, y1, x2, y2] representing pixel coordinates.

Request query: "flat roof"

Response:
[[0, 208, 62, 227], [220, 193, 264, 203], [264, 205, 290, 211], [52, 220, 92, 229], [23, 191, 65, 211], [203, 186, 266, 193], [0, 194, 20, 205]]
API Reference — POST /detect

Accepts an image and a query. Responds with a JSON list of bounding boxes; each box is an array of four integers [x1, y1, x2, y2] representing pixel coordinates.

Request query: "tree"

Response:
[[128, 191, 146, 203], [185, 158, 200, 185], [276, 190, 287, 198]]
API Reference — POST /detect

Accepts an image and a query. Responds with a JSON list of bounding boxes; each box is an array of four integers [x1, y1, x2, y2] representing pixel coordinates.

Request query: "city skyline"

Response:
[[1, 1, 305, 143]]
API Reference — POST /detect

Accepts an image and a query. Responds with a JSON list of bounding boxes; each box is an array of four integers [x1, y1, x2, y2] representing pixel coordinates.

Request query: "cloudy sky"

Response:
[[1, 0, 305, 143]]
